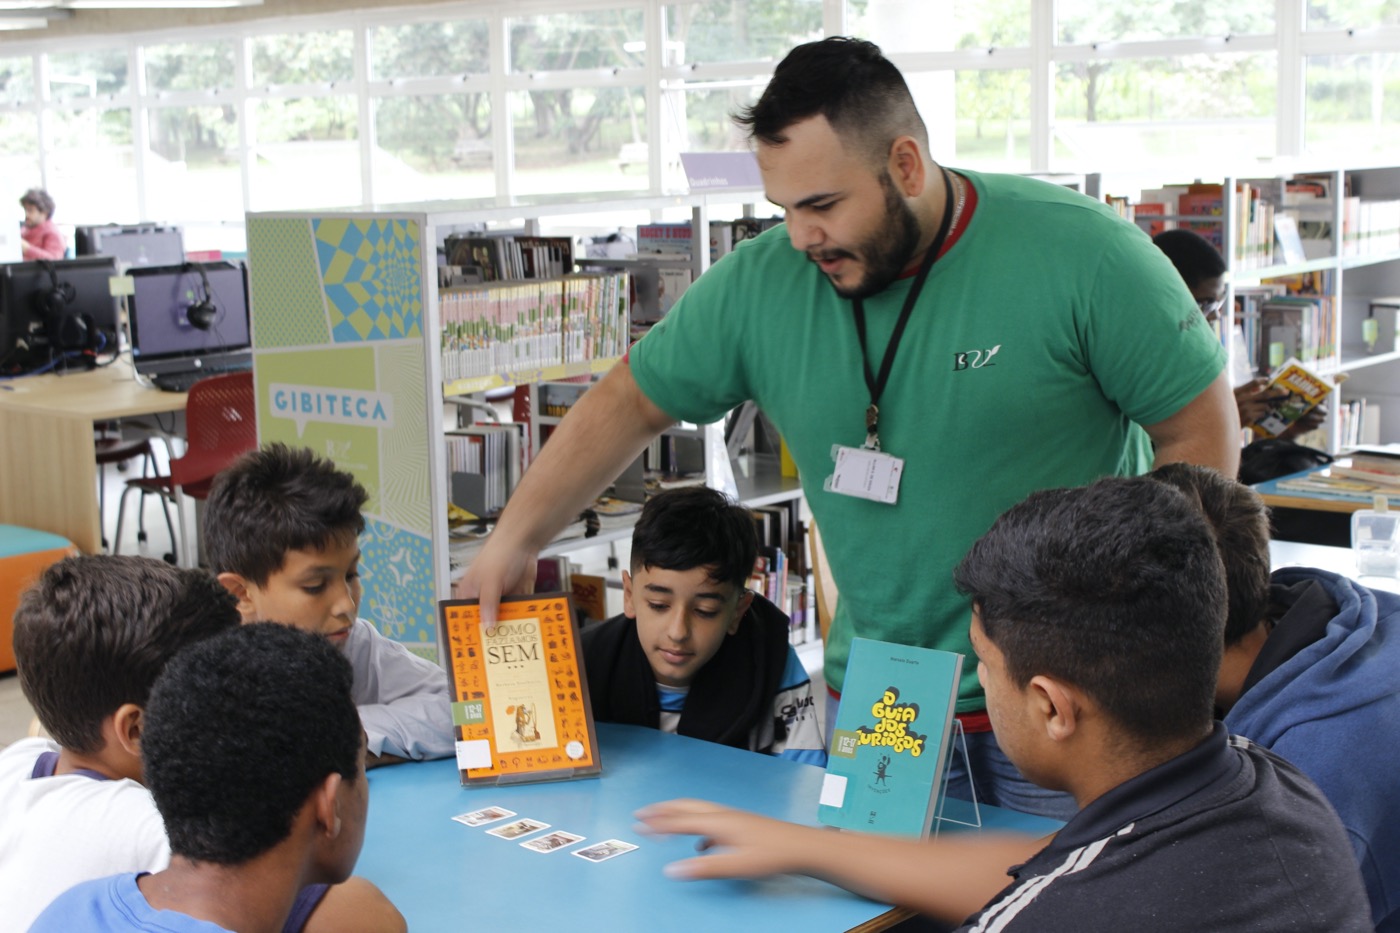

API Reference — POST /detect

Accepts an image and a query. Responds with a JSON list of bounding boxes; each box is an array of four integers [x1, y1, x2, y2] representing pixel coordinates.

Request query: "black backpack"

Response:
[[1238, 438, 1334, 485]]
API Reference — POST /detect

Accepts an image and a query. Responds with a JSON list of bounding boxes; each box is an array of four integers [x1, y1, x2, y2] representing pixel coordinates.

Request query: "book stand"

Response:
[[930, 720, 983, 835]]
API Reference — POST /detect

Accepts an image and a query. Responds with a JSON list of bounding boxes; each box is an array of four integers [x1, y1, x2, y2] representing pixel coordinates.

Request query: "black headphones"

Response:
[[186, 262, 218, 330], [33, 260, 90, 351]]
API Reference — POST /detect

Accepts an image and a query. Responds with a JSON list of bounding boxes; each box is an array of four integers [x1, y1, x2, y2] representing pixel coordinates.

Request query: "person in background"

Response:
[[1153, 227, 1325, 439], [461, 37, 1239, 821], [581, 486, 826, 766], [636, 477, 1372, 932], [1149, 462, 1400, 932], [19, 187, 66, 260]]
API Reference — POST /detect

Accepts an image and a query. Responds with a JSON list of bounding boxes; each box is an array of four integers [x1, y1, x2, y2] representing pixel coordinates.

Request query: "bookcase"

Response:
[[244, 187, 811, 661], [1093, 163, 1400, 452]]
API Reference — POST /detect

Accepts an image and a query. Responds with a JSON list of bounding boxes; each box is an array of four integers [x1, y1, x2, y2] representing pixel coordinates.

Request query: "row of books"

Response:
[[1129, 181, 1277, 270], [1255, 293, 1338, 370], [444, 233, 575, 282], [636, 216, 782, 265], [446, 424, 524, 517], [438, 272, 628, 382], [1338, 396, 1385, 450]]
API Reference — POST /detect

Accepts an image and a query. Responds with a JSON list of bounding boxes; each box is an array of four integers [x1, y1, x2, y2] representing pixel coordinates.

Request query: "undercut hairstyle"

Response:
[[204, 442, 368, 585], [733, 37, 928, 168], [143, 623, 361, 865], [630, 486, 758, 592], [1149, 463, 1272, 646], [19, 187, 55, 219], [954, 476, 1226, 744], [12, 556, 239, 755], [1153, 229, 1226, 289]]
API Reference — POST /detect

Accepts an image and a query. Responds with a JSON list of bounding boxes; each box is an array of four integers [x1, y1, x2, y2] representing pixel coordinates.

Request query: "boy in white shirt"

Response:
[[205, 442, 454, 766]]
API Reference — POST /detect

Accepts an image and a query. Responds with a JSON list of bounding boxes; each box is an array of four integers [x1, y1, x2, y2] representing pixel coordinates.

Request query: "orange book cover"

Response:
[[439, 593, 601, 786]]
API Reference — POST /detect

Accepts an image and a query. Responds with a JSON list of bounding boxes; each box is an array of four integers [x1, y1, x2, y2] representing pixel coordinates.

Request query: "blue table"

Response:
[[359, 723, 1063, 932]]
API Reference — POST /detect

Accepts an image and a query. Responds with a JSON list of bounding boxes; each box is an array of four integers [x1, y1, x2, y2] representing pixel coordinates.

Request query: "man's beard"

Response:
[[810, 172, 923, 301]]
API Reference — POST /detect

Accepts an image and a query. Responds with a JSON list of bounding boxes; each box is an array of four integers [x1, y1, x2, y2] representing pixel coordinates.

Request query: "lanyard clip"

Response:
[[864, 403, 881, 451]]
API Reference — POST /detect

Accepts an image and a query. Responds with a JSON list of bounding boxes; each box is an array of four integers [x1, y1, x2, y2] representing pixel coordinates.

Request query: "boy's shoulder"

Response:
[[33, 873, 228, 932]]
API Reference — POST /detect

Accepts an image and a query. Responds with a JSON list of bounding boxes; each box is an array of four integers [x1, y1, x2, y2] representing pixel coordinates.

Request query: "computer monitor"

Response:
[[0, 257, 120, 372], [75, 225, 185, 268], [127, 262, 252, 379]]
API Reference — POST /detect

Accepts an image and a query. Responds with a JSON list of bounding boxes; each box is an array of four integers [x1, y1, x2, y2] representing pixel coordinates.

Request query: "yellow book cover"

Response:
[[439, 593, 601, 786]]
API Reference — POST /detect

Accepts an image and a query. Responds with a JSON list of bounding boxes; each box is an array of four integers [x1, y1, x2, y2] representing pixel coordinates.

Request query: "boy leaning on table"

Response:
[[0, 554, 398, 932], [581, 485, 827, 766], [204, 442, 455, 768], [638, 476, 1373, 932], [31, 623, 405, 933]]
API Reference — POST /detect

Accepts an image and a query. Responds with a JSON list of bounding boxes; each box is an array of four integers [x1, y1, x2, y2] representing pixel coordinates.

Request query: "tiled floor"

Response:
[[3, 442, 180, 749]]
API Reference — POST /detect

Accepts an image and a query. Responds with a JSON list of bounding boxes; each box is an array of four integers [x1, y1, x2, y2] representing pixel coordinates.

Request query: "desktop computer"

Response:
[[0, 257, 120, 374]]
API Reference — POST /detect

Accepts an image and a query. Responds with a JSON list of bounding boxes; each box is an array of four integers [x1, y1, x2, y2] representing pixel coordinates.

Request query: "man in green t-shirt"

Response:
[[460, 37, 1239, 819]]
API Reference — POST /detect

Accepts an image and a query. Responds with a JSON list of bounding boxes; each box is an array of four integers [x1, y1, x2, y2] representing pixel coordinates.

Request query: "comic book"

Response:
[[1248, 357, 1336, 439], [817, 637, 962, 839], [439, 594, 601, 786]]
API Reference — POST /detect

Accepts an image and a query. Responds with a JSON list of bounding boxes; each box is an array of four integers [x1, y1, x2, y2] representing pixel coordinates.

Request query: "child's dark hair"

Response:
[[143, 623, 361, 865], [12, 556, 239, 755], [19, 188, 54, 219], [1153, 229, 1226, 289], [954, 476, 1225, 746], [204, 442, 368, 585], [630, 486, 757, 590]]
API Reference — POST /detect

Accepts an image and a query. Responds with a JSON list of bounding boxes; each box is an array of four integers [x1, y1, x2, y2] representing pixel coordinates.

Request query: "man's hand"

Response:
[[635, 799, 821, 881], [453, 536, 538, 633], [1233, 378, 1288, 427]]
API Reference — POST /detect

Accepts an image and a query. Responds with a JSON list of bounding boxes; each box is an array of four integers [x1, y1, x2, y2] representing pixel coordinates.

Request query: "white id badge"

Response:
[[823, 444, 904, 504]]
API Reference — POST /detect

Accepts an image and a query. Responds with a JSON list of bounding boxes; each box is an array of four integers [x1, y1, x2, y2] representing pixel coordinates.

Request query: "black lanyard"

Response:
[[852, 168, 956, 450]]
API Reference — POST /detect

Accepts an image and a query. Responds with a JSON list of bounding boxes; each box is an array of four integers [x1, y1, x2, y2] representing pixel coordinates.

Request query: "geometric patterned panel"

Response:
[[246, 217, 333, 349], [313, 218, 424, 344], [376, 342, 432, 534], [360, 518, 437, 653]]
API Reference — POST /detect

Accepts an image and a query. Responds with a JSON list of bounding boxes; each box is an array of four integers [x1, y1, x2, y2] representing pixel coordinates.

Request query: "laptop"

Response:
[[127, 261, 253, 392]]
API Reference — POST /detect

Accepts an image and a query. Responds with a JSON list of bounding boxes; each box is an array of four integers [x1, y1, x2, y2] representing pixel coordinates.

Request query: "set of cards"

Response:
[[452, 806, 639, 863]]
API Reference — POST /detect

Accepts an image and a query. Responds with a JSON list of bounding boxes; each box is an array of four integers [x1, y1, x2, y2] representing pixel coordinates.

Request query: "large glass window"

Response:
[[47, 108, 137, 222], [1307, 0, 1400, 29], [662, 0, 822, 64], [510, 86, 649, 196], [1056, 0, 1274, 44], [846, 1, 1032, 48], [250, 95, 359, 210], [250, 31, 353, 86], [1053, 53, 1276, 169], [0, 112, 41, 191], [1305, 53, 1400, 160], [370, 19, 490, 80], [144, 105, 242, 222], [372, 94, 494, 202], [952, 69, 1032, 171], [144, 41, 237, 93], [47, 49, 128, 102], [0, 55, 33, 105], [508, 10, 645, 73]]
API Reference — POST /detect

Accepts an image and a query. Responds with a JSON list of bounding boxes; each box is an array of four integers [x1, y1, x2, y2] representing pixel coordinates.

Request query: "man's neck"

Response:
[[1063, 725, 1213, 811], [1215, 621, 1271, 713], [899, 168, 966, 277], [138, 853, 310, 933]]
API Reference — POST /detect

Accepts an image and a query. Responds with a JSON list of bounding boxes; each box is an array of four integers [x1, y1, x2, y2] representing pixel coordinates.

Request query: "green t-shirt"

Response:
[[630, 169, 1225, 711]]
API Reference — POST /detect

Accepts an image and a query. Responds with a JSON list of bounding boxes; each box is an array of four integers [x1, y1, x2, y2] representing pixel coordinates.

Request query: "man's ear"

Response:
[[887, 135, 926, 198], [216, 572, 259, 622], [620, 570, 636, 619], [312, 772, 345, 839], [111, 703, 144, 757], [1027, 675, 1082, 742]]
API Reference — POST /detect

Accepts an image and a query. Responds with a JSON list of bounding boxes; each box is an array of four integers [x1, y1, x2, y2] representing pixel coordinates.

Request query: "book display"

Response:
[[439, 594, 601, 786], [818, 637, 964, 839]]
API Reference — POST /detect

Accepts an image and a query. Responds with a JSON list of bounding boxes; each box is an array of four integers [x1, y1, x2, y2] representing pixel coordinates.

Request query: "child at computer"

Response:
[[580, 485, 826, 765], [31, 622, 405, 933], [0, 554, 397, 932], [204, 442, 454, 767]]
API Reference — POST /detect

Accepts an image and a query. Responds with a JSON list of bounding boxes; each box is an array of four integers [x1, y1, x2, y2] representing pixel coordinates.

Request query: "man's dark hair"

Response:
[[13, 556, 239, 754], [143, 623, 361, 865], [630, 486, 757, 591], [204, 442, 368, 585], [1153, 229, 1226, 289], [733, 37, 928, 166], [19, 187, 54, 219], [1149, 463, 1272, 646], [954, 477, 1225, 744]]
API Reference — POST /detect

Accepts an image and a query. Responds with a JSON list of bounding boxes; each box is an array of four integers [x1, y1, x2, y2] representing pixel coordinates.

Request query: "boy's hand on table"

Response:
[[635, 799, 818, 880]]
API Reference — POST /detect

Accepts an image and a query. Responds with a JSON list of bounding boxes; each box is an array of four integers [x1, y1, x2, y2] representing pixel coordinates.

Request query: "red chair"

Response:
[[114, 371, 257, 565]]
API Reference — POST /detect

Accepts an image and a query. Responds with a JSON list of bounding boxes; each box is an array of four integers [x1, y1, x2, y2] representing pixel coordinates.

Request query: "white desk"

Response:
[[1269, 540, 1400, 593]]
